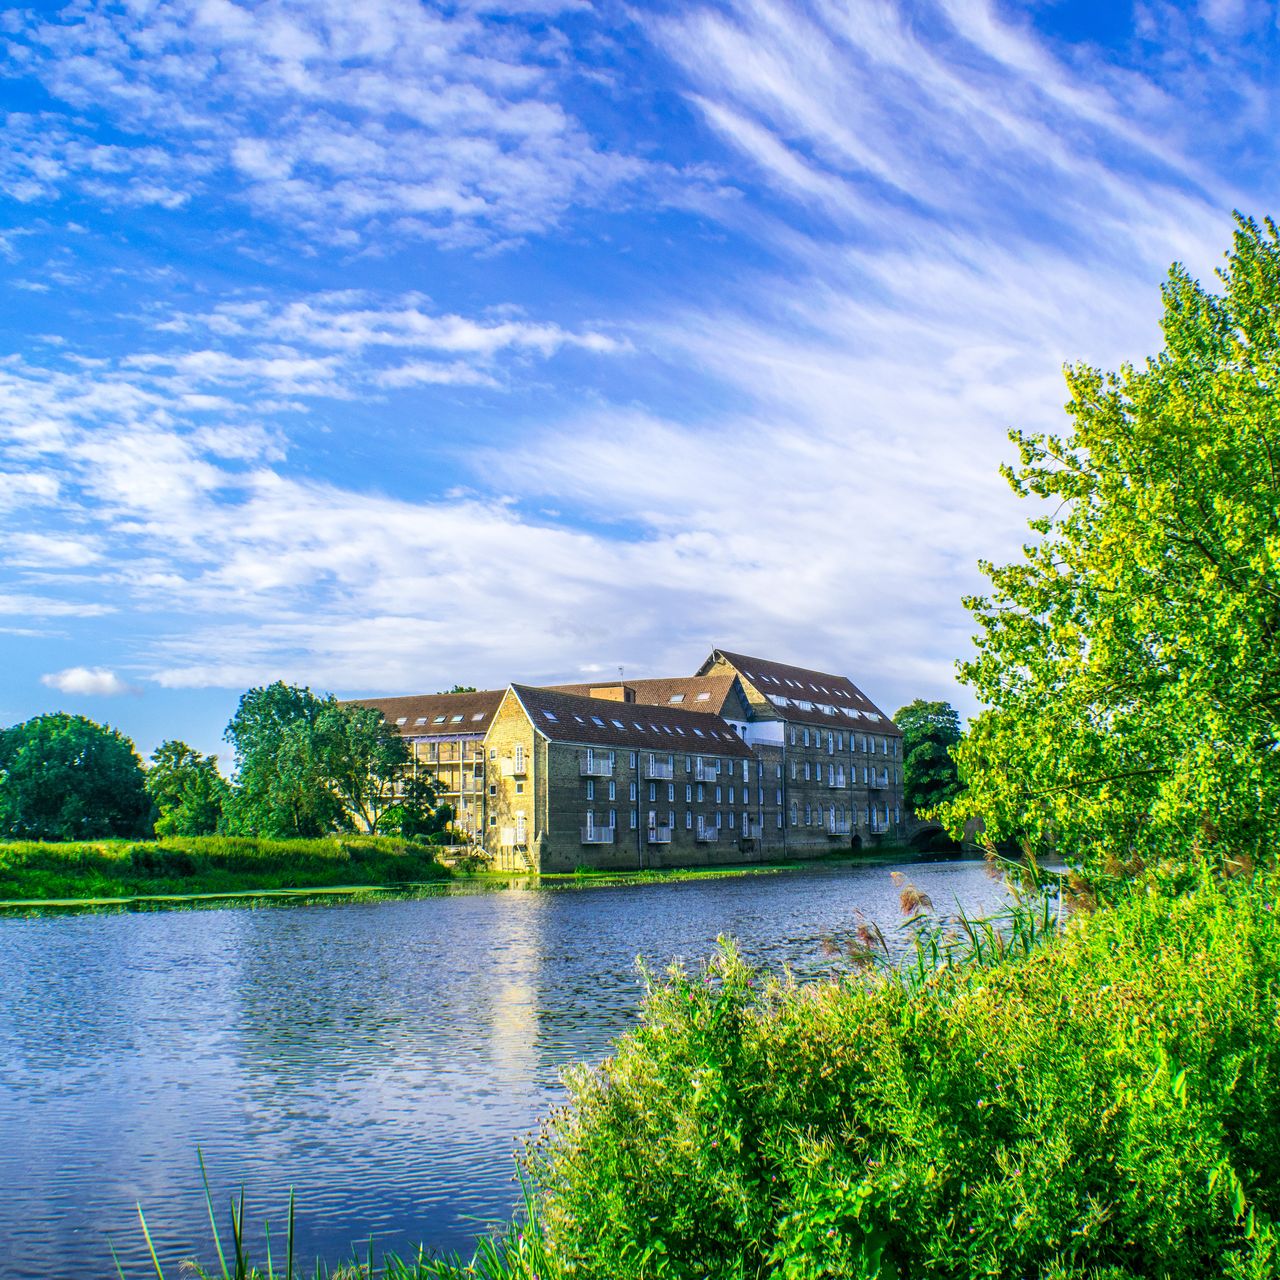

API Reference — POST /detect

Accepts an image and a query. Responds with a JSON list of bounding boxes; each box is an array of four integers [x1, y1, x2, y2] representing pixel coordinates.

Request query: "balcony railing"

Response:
[[827, 773, 846, 789], [867, 773, 888, 789], [694, 761, 713, 782], [742, 821, 762, 840], [581, 826, 615, 844], [647, 826, 673, 844], [827, 819, 852, 836], [644, 759, 674, 780], [580, 758, 614, 777], [501, 758, 526, 777], [695, 827, 719, 843]]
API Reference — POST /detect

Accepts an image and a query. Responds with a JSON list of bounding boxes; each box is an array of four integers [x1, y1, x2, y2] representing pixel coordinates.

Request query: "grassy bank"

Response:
[[0, 835, 450, 905], [122, 858, 1280, 1280]]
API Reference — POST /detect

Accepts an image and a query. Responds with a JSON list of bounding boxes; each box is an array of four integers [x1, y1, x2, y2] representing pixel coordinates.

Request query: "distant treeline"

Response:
[[0, 682, 451, 844]]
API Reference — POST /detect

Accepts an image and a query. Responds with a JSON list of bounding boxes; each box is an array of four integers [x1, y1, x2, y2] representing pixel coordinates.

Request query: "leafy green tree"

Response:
[[0, 713, 154, 840], [223, 682, 438, 837], [437, 684, 477, 694], [893, 700, 962, 815], [318, 701, 438, 836], [941, 215, 1280, 889], [145, 740, 230, 836]]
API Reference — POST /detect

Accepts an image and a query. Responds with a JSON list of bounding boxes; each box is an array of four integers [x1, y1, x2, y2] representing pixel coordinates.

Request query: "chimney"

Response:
[[588, 683, 635, 703]]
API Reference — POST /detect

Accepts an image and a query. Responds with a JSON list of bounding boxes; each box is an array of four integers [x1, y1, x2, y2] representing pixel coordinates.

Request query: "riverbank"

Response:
[[0, 838, 925, 910], [0, 835, 451, 906]]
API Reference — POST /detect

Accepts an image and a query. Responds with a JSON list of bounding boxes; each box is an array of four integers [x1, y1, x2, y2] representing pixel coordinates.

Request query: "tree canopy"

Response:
[[0, 713, 154, 841], [941, 214, 1280, 889], [893, 700, 963, 815], [223, 682, 438, 838], [146, 740, 230, 836]]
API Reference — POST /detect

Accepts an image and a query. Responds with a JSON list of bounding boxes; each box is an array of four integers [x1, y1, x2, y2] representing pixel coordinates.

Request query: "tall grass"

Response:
[[0, 835, 449, 903]]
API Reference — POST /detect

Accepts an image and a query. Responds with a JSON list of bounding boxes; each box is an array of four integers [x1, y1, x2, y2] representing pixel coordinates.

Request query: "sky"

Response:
[[1, 0, 1277, 763]]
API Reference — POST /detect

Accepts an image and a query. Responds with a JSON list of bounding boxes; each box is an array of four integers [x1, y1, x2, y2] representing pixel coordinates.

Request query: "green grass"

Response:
[[0, 835, 450, 905]]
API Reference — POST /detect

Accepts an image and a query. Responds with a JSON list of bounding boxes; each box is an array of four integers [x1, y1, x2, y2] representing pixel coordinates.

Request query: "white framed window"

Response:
[[586, 780, 594, 800], [667, 783, 675, 802], [686, 810, 693, 829], [630, 810, 638, 829], [630, 781, 637, 801], [729, 811, 735, 828], [609, 780, 616, 800], [790, 802, 798, 826]]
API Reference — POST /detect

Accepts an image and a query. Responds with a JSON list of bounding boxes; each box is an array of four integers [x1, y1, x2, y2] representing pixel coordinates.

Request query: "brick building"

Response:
[[353, 649, 904, 871]]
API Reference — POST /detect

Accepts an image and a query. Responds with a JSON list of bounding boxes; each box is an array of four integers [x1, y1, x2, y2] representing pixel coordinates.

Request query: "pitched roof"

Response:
[[510, 684, 755, 756], [345, 689, 505, 736], [548, 674, 746, 719], [700, 649, 899, 733]]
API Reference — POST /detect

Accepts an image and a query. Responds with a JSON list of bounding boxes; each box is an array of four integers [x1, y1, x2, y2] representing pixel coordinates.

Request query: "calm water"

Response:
[[0, 859, 1004, 1279]]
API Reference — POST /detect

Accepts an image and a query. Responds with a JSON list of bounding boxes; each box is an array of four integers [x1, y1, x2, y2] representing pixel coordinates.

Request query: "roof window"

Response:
[[591, 716, 605, 727], [668, 693, 685, 703], [611, 719, 624, 729], [574, 715, 586, 724], [433, 715, 447, 724], [450, 714, 464, 723], [693, 728, 705, 737], [395, 717, 408, 725], [415, 717, 427, 725], [696, 691, 711, 701], [543, 710, 558, 722], [471, 713, 485, 721]]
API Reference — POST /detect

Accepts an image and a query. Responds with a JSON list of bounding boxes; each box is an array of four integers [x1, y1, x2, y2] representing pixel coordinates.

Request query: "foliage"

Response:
[[0, 713, 154, 841], [0, 835, 448, 903], [522, 862, 1280, 1279], [892, 699, 962, 815], [436, 685, 477, 694], [146, 741, 231, 836], [223, 683, 437, 838], [940, 215, 1280, 892]]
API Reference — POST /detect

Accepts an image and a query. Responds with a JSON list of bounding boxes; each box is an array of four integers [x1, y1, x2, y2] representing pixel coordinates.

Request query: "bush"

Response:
[[526, 863, 1280, 1279]]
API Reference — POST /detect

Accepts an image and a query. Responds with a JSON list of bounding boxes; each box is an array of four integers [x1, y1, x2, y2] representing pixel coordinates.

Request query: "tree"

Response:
[[940, 214, 1280, 889], [317, 701, 438, 836], [223, 683, 345, 838], [893, 700, 962, 815], [223, 682, 439, 837], [146, 740, 230, 836], [0, 713, 154, 841], [437, 684, 476, 694]]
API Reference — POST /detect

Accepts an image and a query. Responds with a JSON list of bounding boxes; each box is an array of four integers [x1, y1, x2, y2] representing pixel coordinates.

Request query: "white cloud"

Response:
[[40, 665, 135, 696]]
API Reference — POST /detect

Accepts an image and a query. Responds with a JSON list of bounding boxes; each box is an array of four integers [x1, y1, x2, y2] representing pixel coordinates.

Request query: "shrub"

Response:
[[526, 863, 1280, 1279]]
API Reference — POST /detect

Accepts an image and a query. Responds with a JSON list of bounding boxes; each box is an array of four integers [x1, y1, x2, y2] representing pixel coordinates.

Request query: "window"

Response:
[[609, 780, 616, 800], [805, 804, 812, 825], [827, 733, 834, 753], [515, 782, 524, 794], [630, 781, 637, 801], [894, 806, 901, 824], [728, 785, 735, 804], [776, 812, 783, 829], [648, 782, 657, 802], [803, 762, 810, 781], [715, 810, 722, 828], [611, 719, 624, 729], [686, 784, 692, 802], [776, 763, 782, 779], [729, 811, 735, 828], [715, 786, 722, 803], [716, 759, 722, 774], [415, 717, 427, 725], [790, 802, 798, 826], [591, 716, 605, 727], [630, 752, 637, 767], [790, 760, 797, 780], [610, 809, 617, 829], [685, 755, 692, 772], [489, 748, 497, 759], [668, 693, 685, 703], [802, 728, 810, 747], [667, 783, 675, 802], [489, 815, 497, 827], [489, 784, 496, 796], [450, 714, 463, 723], [697, 783, 704, 802], [696, 691, 711, 701], [630, 811, 638, 829], [514, 744, 525, 772], [790, 727, 797, 745], [776, 788, 782, 805], [433, 715, 447, 724], [685, 810, 692, 829], [472, 713, 485, 722], [586, 780, 594, 800]]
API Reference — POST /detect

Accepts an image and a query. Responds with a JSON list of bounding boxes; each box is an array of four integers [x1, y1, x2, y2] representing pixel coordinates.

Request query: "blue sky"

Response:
[[1, 0, 1275, 763]]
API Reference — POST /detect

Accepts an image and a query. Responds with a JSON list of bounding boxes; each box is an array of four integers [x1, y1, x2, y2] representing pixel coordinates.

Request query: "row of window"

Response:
[[788, 727, 900, 756], [790, 802, 901, 827], [788, 760, 898, 787]]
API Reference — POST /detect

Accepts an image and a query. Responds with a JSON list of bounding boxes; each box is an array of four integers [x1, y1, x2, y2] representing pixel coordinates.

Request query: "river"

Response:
[[0, 858, 1005, 1278]]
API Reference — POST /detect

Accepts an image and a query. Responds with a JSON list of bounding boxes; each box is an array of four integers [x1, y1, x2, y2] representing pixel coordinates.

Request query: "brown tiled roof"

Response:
[[510, 684, 755, 757], [344, 689, 505, 736], [548, 674, 747, 718], [700, 649, 900, 734]]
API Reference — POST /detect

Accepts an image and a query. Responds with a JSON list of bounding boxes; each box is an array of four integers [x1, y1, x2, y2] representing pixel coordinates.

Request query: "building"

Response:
[[352, 649, 904, 871]]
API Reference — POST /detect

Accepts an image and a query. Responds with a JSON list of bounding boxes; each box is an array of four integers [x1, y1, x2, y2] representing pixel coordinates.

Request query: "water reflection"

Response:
[[0, 860, 1005, 1278]]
